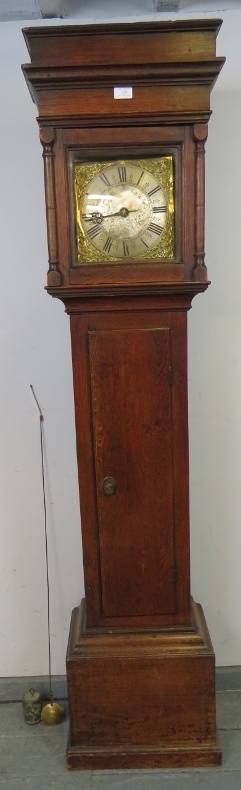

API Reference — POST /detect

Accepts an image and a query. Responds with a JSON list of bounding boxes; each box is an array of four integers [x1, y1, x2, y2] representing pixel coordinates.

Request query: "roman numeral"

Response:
[[118, 166, 127, 183], [152, 205, 167, 214], [148, 185, 161, 197], [148, 222, 163, 236], [141, 238, 149, 249], [136, 170, 144, 186], [103, 236, 113, 254], [100, 173, 111, 187], [123, 241, 129, 256], [87, 225, 101, 240]]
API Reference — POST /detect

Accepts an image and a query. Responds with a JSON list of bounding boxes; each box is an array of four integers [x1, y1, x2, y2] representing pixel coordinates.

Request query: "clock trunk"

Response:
[[70, 306, 190, 630]]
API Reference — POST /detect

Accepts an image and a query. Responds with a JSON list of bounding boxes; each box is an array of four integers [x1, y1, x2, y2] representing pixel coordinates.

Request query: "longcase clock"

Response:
[[22, 20, 225, 769]]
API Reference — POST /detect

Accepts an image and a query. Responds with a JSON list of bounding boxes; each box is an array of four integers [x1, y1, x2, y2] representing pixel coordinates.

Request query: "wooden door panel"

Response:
[[89, 327, 176, 618]]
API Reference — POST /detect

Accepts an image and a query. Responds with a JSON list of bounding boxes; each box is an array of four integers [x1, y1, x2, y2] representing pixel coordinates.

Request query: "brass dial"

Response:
[[73, 156, 175, 263], [80, 163, 168, 259]]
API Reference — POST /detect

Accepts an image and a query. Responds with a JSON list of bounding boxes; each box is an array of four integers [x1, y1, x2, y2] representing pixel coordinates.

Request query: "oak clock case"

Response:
[[22, 20, 225, 770]]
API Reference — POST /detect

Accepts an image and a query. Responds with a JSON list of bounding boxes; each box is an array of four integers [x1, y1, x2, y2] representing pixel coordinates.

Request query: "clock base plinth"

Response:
[[67, 738, 222, 771], [66, 600, 221, 770]]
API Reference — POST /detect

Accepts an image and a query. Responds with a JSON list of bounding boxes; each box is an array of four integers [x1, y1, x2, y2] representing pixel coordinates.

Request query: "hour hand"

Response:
[[102, 207, 139, 219], [82, 207, 139, 224], [82, 211, 103, 224]]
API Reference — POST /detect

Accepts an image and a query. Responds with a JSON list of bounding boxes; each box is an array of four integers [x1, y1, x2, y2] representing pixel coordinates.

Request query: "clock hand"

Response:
[[102, 207, 139, 219], [82, 207, 139, 224], [82, 211, 103, 224]]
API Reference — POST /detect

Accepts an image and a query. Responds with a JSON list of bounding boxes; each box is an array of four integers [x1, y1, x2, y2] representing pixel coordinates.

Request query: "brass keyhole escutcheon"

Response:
[[102, 476, 117, 496]]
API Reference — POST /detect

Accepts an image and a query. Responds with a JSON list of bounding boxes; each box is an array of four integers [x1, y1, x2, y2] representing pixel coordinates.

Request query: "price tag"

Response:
[[114, 87, 133, 100]]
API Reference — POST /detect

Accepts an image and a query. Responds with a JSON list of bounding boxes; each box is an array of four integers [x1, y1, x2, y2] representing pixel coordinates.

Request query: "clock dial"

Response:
[[73, 157, 175, 262], [80, 163, 168, 259]]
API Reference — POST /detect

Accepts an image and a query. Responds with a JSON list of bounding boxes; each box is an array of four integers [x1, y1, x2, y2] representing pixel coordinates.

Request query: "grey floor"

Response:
[[1, 691, 241, 789]]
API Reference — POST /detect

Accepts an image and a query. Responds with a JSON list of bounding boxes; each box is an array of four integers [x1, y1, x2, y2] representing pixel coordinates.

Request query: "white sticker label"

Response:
[[114, 87, 133, 100]]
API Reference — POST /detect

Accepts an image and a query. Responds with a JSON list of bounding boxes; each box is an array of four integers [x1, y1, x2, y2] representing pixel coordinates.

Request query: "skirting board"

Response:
[[0, 667, 241, 703]]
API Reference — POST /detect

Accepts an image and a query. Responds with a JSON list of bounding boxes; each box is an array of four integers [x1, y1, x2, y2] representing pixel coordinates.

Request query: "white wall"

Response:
[[0, 9, 241, 676]]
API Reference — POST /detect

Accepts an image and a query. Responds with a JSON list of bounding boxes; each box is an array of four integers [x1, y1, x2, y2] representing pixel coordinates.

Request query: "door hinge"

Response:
[[172, 566, 177, 584], [168, 365, 173, 385]]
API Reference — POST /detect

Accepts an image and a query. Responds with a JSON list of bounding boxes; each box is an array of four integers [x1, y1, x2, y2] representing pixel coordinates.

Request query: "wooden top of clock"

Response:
[[22, 20, 224, 294], [23, 19, 222, 63], [23, 19, 224, 124]]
